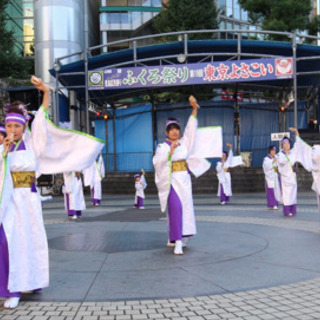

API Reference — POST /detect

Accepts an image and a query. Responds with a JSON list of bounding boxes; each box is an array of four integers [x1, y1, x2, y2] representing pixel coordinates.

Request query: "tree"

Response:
[[306, 15, 320, 44], [238, 0, 312, 40], [0, 0, 32, 79], [153, 0, 219, 40]]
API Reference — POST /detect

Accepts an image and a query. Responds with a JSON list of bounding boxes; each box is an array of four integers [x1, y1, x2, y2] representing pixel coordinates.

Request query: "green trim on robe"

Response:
[[40, 105, 106, 144]]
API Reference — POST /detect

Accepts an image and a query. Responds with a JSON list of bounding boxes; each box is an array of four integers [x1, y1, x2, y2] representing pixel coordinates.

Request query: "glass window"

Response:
[[234, 2, 240, 19]]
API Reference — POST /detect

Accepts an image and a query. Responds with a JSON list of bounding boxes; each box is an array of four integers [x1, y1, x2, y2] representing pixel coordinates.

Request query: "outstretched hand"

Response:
[[189, 95, 200, 109], [289, 127, 299, 136], [31, 76, 49, 93], [226, 143, 232, 149]]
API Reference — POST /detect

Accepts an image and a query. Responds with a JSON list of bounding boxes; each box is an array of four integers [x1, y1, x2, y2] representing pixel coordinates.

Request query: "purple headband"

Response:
[[5, 113, 26, 125], [5, 103, 31, 122], [166, 119, 180, 129], [0, 126, 6, 134], [281, 137, 290, 144], [134, 174, 140, 178]]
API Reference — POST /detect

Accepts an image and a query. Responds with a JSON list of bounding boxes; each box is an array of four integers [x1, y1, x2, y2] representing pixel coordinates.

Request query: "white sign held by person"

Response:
[[271, 132, 290, 141]]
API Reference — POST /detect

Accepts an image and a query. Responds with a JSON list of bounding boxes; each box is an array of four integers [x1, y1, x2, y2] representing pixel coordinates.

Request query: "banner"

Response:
[[88, 57, 293, 90]]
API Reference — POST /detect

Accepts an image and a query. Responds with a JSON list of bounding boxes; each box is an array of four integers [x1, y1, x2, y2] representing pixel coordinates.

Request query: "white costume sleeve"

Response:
[[82, 162, 96, 188], [294, 136, 312, 172], [30, 106, 104, 174], [97, 154, 105, 179], [63, 172, 74, 193], [179, 115, 198, 154], [153, 143, 171, 212], [140, 174, 147, 190]]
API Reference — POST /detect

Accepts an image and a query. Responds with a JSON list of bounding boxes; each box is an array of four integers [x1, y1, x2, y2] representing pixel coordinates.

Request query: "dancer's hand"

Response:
[[169, 141, 179, 156], [189, 95, 200, 117], [289, 127, 299, 136], [226, 143, 232, 150], [2, 133, 13, 157], [31, 76, 50, 110]]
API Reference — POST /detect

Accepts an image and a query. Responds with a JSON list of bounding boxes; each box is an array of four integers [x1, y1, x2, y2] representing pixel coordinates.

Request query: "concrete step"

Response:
[[102, 167, 314, 194]]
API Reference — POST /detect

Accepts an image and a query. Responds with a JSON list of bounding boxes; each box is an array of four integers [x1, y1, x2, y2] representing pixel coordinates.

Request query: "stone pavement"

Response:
[[1, 192, 320, 319]]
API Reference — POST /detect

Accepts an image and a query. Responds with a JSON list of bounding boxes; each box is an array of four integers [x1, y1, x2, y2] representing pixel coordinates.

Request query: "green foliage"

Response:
[[153, 0, 219, 40], [238, 0, 312, 40], [306, 15, 320, 44], [0, 0, 34, 79]]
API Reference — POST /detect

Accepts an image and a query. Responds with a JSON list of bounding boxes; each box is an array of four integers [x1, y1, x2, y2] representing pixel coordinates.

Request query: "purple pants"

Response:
[[265, 181, 278, 208], [134, 196, 144, 208], [0, 225, 21, 298], [66, 193, 82, 217], [283, 204, 297, 216], [92, 187, 100, 205], [220, 185, 230, 203], [167, 187, 183, 242]]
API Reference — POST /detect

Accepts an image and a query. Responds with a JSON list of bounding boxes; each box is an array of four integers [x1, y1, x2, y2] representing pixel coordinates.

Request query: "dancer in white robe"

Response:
[[0, 125, 6, 153], [216, 144, 233, 205], [276, 135, 300, 216], [153, 96, 222, 255], [289, 128, 320, 226], [63, 171, 86, 220], [262, 145, 281, 210], [134, 169, 147, 209], [83, 154, 105, 206], [0, 77, 104, 309]]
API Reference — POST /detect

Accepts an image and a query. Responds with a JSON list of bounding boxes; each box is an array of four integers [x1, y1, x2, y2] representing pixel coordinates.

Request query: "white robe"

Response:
[[262, 155, 281, 202], [63, 172, 86, 211], [153, 115, 222, 236], [135, 174, 147, 201], [216, 150, 234, 197], [294, 136, 320, 195], [83, 155, 105, 200], [0, 106, 104, 293], [277, 144, 298, 206]]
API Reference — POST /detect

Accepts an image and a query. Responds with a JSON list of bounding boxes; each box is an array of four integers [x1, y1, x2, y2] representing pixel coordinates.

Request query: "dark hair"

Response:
[[6, 101, 26, 116], [0, 132, 6, 138], [267, 145, 277, 154], [166, 117, 181, 132], [222, 150, 228, 159]]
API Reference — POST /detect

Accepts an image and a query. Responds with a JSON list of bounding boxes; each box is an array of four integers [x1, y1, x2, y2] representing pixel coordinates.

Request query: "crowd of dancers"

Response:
[[0, 80, 319, 309]]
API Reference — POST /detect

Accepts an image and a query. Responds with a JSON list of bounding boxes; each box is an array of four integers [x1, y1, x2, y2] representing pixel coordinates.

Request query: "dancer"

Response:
[[277, 134, 300, 216], [216, 143, 233, 205], [0, 76, 104, 309], [63, 171, 86, 220], [153, 96, 222, 255], [262, 145, 281, 210], [134, 169, 147, 209], [288, 128, 320, 225], [83, 153, 105, 206], [0, 125, 6, 152]]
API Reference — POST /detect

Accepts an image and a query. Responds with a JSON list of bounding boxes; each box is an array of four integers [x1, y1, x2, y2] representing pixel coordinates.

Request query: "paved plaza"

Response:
[[1, 192, 320, 319]]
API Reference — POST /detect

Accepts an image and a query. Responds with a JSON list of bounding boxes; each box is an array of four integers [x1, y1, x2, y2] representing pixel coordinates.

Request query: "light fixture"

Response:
[[53, 60, 61, 72], [177, 54, 186, 63]]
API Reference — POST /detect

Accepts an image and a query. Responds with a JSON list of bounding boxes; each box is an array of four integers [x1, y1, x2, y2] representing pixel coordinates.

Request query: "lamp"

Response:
[[177, 54, 186, 63]]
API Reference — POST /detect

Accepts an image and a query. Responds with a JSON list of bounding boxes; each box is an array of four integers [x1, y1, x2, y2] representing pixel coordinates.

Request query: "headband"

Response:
[[166, 119, 180, 129], [6, 103, 31, 122], [0, 126, 6, 134], [134, 174, 140, 178], [5, 113, 26, 125]]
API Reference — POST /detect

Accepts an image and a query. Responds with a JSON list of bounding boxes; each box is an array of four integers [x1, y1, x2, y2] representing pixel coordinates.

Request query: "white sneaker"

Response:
[[71, 215, 77, 220], [4, 297, 20, 309], [139, 206, 145, 209], [272, 206, 278, 210], [221, 201, 226, 205], [174, 240, 183, 255]]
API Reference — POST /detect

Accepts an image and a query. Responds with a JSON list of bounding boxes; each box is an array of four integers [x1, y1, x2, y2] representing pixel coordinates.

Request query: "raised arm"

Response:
[[31, 76, 50, 110]]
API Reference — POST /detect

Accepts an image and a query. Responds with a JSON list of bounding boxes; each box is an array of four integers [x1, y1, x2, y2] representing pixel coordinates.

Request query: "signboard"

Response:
[[271, 132, 290, 141], [88, 57, 294, 90]]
